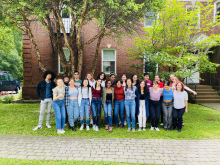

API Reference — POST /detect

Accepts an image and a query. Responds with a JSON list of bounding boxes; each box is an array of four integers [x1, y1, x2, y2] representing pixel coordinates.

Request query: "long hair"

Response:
[[105, 79, 112, 87], [176, 82, 184, 92], [43, 70, 56, 81], [125, 78, 133, 91], [131, 74, 139, 86], [81, 78, 90, 92], [137, 80, 149, 96], [86, 73, 94, 83], [97, 72, 106, 80], [169, 74, 179, 83], [95, 78, 102, 92]]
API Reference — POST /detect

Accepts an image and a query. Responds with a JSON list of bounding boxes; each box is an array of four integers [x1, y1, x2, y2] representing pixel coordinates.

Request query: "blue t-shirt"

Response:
[[45, 81, 52, 99], [163, 87, 173, 100]]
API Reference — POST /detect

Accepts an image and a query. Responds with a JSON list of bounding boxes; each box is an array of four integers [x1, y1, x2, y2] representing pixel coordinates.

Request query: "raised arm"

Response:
[[184, 86, 197, 95]]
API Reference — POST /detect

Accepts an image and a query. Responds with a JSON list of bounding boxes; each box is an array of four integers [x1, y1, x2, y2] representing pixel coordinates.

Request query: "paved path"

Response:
[[0, 135, 220, 165], [199, 103, 220, 111]]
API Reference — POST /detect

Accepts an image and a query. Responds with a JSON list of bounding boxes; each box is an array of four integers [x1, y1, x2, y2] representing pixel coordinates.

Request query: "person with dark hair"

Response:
[[97, 72, 106, 87], [124, 78, 136, 132], [149, 81, 163, 131], [143, 73, 152, 88], [136, 81, 149, 131], [78, 79, 92, 131], [102, 80, 115, 132], [110, 72, 116, 87], [113, 79, 125, 129], [33, 70, 56, 131], [74, 71, 82, 87], [173, 82, 188, 133], [91, 79, 103, 131], [132, 74, 139, 124], [63, 75, 70, 127], [162, 81, 174, 131], [64, 78, 79, 132]]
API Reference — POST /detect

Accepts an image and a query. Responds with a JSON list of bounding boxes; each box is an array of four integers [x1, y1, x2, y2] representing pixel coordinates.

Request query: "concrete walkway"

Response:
[[0, 135, 220, 164], [199, 103, 220, 111]]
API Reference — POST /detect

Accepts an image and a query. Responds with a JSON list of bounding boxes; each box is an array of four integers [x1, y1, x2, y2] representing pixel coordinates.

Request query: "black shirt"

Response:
[[140, 94, 145, 100], [106, 93, 112, 100]]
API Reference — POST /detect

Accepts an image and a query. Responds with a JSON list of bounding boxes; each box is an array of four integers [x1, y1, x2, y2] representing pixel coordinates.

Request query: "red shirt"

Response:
[[113, 85, 125, 101], [158, 82, 164, 88], [91, 86, 102, 98]]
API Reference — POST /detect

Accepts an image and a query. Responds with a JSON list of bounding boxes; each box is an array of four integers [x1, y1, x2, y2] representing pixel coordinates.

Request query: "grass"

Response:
[[0, 103, 220, 139], [0, 158, 141, 165]]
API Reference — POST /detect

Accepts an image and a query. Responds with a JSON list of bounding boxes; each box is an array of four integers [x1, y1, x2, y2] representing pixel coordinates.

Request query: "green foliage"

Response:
[[128, 0, 220, 79], [18, 90, 22, 99], [2, 93, 14, 103]]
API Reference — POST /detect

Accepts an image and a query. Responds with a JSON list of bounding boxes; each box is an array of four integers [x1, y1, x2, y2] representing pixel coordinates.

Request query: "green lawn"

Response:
[[0, 158, 140, 165], [0, 103, 219, 139]]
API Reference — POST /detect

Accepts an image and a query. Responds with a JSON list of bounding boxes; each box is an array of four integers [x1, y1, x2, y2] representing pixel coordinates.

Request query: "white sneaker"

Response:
[[155, 127, 160, 131], [46, 124, 51, 128], [127, 128, 131, 132], [90, 119, 93, 125], [138, 127, 142, 131], [33, 125, 42, 131], [96, 126, 99, 131], [132, 128, 135, 132], [160, 123, 163, 126], [79, 125, 84, 130], [143, 127, 146, 131], [57, 129, 63, 134], [93, 125, 96, 130], [61, 129, 65, 133], [119, 121, 121, 125], [86, 126, 90, 130], [150, 126, 154, 130], [124, 121, 127, 126]]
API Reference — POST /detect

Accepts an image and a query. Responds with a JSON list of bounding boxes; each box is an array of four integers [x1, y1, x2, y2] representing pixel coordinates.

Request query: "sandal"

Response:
[[105, 125, 109, 130], [109, 127, 113, 133]]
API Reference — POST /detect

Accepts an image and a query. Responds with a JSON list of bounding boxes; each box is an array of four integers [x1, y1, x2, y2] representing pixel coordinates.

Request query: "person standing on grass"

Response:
[[52, 78, 66, 134], [91, 79, 102, 131], [102, 80, 115, 133], [78, 79, 92, 131], [149, 81, 163, 131], [34, 70, 56, 131], [124, 78, 137, 132], [173, 82, 188, 133], [64, 78, 79, 132], [132, 74, 139, 124], [162, 81, 174, 131], [63, 75, 70, 128], [121, 74, 127, 125], [113, 79, 125, 129], [136, 81, 149, 131], [74, 71, 82, 87], [86, 73, 96, 125], [110, 72, 116, 87]]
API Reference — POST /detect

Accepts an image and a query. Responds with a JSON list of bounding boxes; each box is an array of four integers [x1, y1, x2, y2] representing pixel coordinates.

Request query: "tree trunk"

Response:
[[91, 32, 104, 76]]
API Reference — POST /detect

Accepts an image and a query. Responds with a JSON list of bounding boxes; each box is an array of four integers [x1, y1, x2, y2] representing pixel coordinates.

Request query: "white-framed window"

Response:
[[58, 47, 70, 73], [102, 49, 116, 74], [186, 5, 200, 29], [144, 11, 158, 27], [143, 57, 158, 73], [214, 0, 220, 22], [61, 7, 71, 33]]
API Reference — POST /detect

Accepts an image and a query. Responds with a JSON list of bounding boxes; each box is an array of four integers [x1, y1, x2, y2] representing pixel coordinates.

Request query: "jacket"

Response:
[[78, 87, 92, 106], [36, 80, 56, 100], [101, 87, 115, 106], [135, 88, 149, 117], [64, 86, 79, 106]]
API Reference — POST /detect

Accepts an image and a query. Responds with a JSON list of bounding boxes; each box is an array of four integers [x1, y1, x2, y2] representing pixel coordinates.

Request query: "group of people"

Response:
[[34, 70, 196, 134]]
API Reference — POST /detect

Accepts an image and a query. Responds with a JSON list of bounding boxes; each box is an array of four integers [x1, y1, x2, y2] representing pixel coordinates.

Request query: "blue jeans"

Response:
[[114, 100, 125, 125], [66, 99, 79, 127], [80, 99, 90, 126], [103, 100, 113, 127], [91, 98, 102, 126], [125, 99, 136, 129], [173, 107, 185, 130], [52, 100, 65, 129]]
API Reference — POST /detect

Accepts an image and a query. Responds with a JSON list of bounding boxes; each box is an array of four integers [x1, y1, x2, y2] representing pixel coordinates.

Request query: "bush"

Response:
[[1, 92, 14, 103], [18, 90, 22, 99]]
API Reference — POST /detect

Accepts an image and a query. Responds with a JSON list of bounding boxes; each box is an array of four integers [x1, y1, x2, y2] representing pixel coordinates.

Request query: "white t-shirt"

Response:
[[173, 90, 188, 109], [89, 80, 96, 87]]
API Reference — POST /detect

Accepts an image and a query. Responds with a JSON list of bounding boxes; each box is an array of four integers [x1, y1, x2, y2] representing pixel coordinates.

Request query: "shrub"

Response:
[[3, 93, 14, 103], [18, 90, 22, 99]]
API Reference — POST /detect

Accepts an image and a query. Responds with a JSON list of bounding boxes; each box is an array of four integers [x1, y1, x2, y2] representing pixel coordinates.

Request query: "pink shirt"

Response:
[[149, 87, 163, 101]]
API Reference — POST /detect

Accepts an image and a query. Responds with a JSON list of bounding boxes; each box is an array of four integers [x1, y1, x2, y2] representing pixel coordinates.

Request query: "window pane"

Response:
[[9, 75, 14, 81], [217, 2, 220, 21], [145, 11, 157, 26], [4, 75, 9, 81], [62, 8, 70, 18], [103, 61, 115, 73], [63, 48, 70, 62], [103, 50, 115, 61]]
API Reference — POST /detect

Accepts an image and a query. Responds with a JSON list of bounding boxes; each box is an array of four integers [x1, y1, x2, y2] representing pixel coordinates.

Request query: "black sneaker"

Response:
[[72, 126, 76, 132], [168, 128, 171, 131], [164, 128, 167, 131], [172, 127, 176, 131], [68, 123, 71, 129], [178, 129, 181, 133]]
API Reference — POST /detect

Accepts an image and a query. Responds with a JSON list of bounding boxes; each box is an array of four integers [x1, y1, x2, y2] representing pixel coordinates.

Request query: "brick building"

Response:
[[22, 0, 220, 99]]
